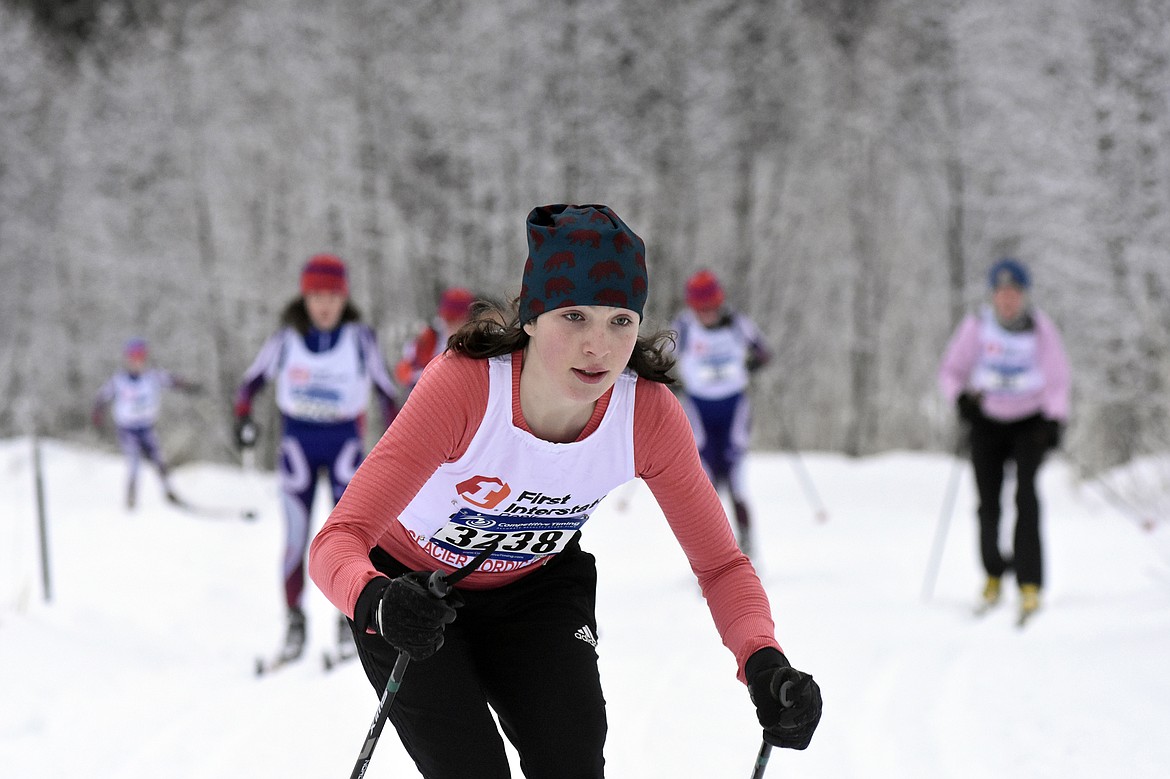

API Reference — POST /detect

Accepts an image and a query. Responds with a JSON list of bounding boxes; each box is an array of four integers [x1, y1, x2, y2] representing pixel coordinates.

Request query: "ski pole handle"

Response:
[[749, 680, 796, 778]]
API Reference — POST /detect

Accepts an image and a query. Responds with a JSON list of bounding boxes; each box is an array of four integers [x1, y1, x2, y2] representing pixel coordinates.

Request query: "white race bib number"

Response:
[[428, 509, 587, 564]]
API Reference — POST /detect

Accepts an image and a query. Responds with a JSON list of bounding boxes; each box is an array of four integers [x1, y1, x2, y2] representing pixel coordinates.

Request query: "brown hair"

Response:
[[279, 297, 363, 335], [448, 298, 676, 385]]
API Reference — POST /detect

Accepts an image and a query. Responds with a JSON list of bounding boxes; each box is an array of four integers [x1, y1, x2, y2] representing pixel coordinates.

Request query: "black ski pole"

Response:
[[921, 431, 968, 602], [348, 541, 499, 779], [750, 741, 772, 779], [351, 651, 409, 779], [748, 679, 795, 779]]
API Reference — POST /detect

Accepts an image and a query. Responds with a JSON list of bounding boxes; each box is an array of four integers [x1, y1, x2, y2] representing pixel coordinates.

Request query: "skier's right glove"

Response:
[[357, 572, 465, 661], [956, 391, 983, 424], [234, 416, 259, 449], [747, 647, 822, 750], [1042, 417, 1063, 451]]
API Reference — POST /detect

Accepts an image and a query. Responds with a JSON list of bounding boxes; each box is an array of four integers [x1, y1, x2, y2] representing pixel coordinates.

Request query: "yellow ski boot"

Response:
[[1018, 584, 1041, 627], [974, 576, 1001, 615]]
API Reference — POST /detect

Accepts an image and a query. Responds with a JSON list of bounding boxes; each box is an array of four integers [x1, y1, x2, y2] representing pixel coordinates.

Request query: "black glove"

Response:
[[234, 416, 259, 449], [956, 391, 983, 424], [1043, 418, 1063, 450], [747, 647, 822, 750], [358, 572, 465, 661]]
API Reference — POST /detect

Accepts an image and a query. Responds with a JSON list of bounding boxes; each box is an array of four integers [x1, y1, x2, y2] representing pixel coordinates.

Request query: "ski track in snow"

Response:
[[1, 439, 1168, 777]]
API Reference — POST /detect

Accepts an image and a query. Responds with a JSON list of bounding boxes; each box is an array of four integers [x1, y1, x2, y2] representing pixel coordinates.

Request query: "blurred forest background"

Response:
[[1, 0, 1168, 477]]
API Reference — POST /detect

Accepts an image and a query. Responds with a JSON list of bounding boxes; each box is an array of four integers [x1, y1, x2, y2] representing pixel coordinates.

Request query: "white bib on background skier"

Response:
[[969, 305, 1044, 398], [104, 369, 176, 428], [673, 309, 760, 400], [273, 324, 373, 422]]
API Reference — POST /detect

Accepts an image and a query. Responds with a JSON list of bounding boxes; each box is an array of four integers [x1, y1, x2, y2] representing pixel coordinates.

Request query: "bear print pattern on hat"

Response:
[[519, 204, 647, 326]]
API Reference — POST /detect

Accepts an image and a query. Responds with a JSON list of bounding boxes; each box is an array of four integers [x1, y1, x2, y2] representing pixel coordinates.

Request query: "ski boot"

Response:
[[732, 500, 754, 558], [336, 613, 357, 660], [736, 529, 755, 559], [279, 606, 307, 663], [982, 576, 1001, 605], [160, 465, 181, 505], [255, 607, 308, 676], [324, 612, 358, 670], [1018, 584, 1041, 626], [974, 576, 1001, 615]]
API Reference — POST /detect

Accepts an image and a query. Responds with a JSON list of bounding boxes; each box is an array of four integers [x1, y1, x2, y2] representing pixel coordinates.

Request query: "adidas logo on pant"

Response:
[[574, 625, 598, 647]]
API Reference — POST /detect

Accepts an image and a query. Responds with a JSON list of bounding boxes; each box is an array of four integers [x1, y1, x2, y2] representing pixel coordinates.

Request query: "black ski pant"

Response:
[[968, 412, 1051, 588], [352, 539, 606, 779]]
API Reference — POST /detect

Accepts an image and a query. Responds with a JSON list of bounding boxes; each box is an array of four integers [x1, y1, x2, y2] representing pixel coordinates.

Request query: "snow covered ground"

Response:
[[1, 437, 1168, 778]]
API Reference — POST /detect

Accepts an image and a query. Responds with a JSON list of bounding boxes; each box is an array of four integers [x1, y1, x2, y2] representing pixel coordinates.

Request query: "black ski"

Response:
[[255, 656, 287, 677], [972, 599, 999, 618], [168, 494, 258, 521], [255, 651, 303, 677], [323, 645, 358, 672]]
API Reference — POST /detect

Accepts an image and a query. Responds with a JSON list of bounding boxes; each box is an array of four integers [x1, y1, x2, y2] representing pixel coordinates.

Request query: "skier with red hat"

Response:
[[670, 269, 772, 558], [395, 286, 477, 394], [92, 337, 202, 510], [234, 253, 399, 669]]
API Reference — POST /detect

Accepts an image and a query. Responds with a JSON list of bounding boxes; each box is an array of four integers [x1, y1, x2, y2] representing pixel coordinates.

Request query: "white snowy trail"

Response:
[[1, 440, 1168, 777]]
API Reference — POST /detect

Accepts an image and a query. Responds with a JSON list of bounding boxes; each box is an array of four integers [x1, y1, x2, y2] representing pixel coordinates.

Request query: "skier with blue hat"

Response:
[[938, 257, 1071, 625]]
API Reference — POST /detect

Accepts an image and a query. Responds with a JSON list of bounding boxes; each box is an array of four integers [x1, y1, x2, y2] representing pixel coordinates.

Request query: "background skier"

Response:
[[233, 253, 399, 667], [92, 337, 201, 509], [938, 257, 1071, 623], [394, 286, 476, 395], [670, 269, 772, 557]]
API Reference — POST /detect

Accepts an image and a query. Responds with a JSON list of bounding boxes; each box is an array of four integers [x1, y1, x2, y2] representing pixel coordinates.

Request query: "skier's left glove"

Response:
[[747, 647, 822, 750], [356, 572, 465, 661], [745, 351, 767, 373], [234, 415, 259, 449]]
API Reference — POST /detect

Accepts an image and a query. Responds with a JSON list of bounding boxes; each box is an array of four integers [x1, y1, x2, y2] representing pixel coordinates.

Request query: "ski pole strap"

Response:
[[425, 538, 501, 597], [423, 528, 583, 596], [777, 679, 796, 707]]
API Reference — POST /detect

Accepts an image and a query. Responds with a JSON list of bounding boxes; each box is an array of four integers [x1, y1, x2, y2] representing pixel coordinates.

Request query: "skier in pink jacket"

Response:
[[938, 257, 1071, 623]]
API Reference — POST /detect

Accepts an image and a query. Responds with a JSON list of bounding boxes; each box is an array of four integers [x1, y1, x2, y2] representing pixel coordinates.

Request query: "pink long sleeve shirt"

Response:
[[308, 349, 782, 682]]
